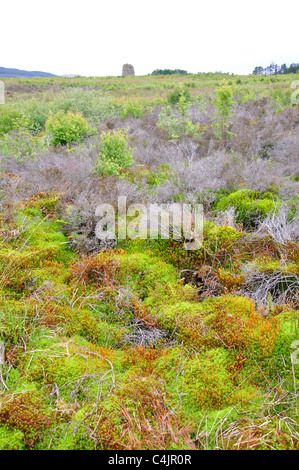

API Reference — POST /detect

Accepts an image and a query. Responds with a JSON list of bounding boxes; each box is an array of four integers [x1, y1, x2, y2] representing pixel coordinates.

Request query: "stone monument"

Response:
[[122, 64, 135, 76]]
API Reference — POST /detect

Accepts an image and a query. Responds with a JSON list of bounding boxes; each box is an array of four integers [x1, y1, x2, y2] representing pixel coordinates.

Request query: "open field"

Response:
[[0, 72, 298, 450]]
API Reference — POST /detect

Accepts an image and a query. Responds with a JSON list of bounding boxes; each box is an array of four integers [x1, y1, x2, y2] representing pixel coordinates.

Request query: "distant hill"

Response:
[[0, 66, 57, 78]]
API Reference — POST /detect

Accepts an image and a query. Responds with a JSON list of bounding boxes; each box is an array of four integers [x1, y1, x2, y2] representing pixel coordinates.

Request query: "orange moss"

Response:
[[0, 391, 55, 449], [18, 191, 61, 216], [216, 268, 245, 291], [69, 251, 119, 288], [123, 345, 165, 374]]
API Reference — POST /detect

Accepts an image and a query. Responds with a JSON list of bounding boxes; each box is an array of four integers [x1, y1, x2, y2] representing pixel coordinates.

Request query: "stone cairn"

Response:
[[122, 64, 135, 76]]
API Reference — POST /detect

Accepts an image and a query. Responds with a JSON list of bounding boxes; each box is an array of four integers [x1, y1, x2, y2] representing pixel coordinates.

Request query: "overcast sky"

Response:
[[1, 0, 298, 76]]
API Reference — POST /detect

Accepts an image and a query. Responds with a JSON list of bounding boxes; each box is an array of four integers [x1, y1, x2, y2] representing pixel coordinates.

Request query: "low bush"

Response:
[[94, 129, 134, 176], [167, 84, 191, 106], [45, 110, 96, 146], [157, 106, 203, 140], [0, 129, 46, 160], [18, 97, 50, 133], [0, 106, 24, 136], [51, 88, 120, 124], [121, 100, 144, 119]]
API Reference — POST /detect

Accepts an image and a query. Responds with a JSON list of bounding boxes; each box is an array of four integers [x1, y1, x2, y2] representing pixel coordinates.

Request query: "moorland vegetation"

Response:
[[0, 71, 298, 450]]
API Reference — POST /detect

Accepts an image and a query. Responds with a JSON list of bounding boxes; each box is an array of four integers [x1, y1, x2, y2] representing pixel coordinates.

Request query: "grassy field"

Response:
[[0, 72, 298, 450]]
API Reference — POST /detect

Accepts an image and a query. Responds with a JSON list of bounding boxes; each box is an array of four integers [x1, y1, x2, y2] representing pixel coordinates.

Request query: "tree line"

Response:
[[253, 62, 299, 75], [151, 69, 188, 75]]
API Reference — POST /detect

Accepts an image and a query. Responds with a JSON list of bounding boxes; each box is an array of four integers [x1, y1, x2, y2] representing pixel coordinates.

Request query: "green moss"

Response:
[[122, 221, 243, 272], [150, 295, 257, 349], [13, 208, 74, 260], [1, 90, 298, 451], [241, 310, 299, 384], [5, 368, 22, 390], [0, 425, 25, 450], [215, 189, 280, 229], [116, 252, 178, 298], [181, 348, 235, 411], [278, 310, 299, 339], [0, 390, 55, 449], [55, 431, 76, 450], [26, 335, 116, 387], [65, 309, 129, 347], [0, 300, 55, 352], [22, 193, 60, 215], [0, 211, 77, 294], [203, 221, 243, 252], [253, 258, 297, 273]]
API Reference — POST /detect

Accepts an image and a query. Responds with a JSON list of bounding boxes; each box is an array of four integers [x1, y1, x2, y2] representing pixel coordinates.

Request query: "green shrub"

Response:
[[18, 98, 50, 133], [0, 129, 46, 160], [51, 88, 119, 124], [120, 100, 144, 119], [124, 165, 170, 188], [212, 84, 234, 140], [167, 83, 191, 106], [45, 110, 96, 146], [157, 106, 202, 140], [157, 106, 182, 139], [0, 106, 24, 136], [94, 129, 134, 176]]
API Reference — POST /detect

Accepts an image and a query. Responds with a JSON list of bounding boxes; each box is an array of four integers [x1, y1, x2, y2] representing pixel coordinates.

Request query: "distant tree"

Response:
[[266, 64, 271, 75], [273, 63, 280, 74], [253, 66, 264, 75], [288, 63, 299, 74], [252, 61, 299, 75], [268, 63, 277, 74], [151, 69, 188, 75], [174, 69, 188, 75], [280, 63, 287, 74]]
